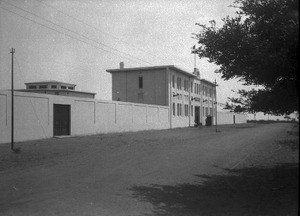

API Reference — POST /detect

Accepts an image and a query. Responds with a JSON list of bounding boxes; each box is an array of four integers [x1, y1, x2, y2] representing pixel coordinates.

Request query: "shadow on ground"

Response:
[[130, 163, 299, 216]]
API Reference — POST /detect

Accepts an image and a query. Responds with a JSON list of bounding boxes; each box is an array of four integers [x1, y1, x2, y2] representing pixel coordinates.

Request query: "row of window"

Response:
[[172, 103, 215, 117], [172, 75, 215, 97], [203, 85, 213, 97], [139, 75, 215, 99], [28, 85, 74, 90], [174, 94, 215, 105], [173, 103, 190, 117]]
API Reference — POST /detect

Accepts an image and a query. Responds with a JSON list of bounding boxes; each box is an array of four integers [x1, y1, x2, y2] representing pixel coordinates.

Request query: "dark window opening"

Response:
[[173, 103, 175, 116], [28, 85, 37, 89], [172, 75, 175, 88], [139, 77, 143, 89], [68, 87, 74, 90], [39, 85, 47, 89], [51, 85, 57, 89], [61, 86, 67, 89]]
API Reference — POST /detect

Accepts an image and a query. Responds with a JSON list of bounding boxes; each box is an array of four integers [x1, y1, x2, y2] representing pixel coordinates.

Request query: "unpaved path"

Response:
[[0, 123, 298, 216]]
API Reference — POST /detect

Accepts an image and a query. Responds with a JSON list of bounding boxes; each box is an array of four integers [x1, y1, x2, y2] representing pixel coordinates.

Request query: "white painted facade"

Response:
[[0, 65, 247, 144], [107, 65, 218, 128]]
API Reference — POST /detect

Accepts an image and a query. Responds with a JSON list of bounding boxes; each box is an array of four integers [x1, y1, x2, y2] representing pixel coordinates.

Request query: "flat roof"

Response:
[[25, 80, 76, 86], [106, 65, 218, 85], [16, 89, 96, 95], [106, 65, 198, 78]]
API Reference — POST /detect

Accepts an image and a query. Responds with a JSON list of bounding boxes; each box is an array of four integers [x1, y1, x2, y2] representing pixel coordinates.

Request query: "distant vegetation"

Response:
[[247, 119, 299, 124]]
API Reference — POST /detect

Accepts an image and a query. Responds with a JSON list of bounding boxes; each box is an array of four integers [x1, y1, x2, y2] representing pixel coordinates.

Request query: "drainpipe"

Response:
[[167, 67, 172, 129], [188, 77, 191, 127]]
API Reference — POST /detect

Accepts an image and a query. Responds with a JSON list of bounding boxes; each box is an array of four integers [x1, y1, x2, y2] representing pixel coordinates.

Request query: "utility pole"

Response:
[[214, 79, 218, 132], [10, 48, 15, 152]]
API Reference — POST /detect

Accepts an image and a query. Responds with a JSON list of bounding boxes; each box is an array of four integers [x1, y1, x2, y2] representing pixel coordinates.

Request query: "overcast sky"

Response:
[[0, 0, 284, 120]]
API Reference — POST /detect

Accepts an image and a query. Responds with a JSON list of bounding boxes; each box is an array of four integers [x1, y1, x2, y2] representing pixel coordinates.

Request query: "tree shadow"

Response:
[[130, 163, 298, 216]]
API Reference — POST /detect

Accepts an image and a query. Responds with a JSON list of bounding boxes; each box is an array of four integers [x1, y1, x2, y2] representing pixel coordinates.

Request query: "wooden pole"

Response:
[[10, 48, 15, 151], [214, 79, 218, 132]]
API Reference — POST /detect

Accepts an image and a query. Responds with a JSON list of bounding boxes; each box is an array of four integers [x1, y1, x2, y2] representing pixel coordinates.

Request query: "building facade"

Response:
[[107, 64, 217, 128], [16, 80, 96, 99]]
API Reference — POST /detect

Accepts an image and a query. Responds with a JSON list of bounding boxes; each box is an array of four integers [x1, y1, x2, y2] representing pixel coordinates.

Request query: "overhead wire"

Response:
[[2, 1, 153, 66], [0, 8, 152, 66], [34, 0, 165, 62], [32, 0, 195, 70], [14, 55, 48, 138]]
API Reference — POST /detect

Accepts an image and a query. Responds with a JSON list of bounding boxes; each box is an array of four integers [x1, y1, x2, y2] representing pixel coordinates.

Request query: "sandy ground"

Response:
[[0, 123, 298, 216]]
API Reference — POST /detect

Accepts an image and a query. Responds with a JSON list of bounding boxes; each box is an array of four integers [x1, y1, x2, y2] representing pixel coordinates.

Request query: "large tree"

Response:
[[193, 0, 299, 115]]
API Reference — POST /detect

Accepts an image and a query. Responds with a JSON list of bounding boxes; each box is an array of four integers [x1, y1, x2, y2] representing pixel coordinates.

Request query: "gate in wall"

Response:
[[53, 104, 71, 136]]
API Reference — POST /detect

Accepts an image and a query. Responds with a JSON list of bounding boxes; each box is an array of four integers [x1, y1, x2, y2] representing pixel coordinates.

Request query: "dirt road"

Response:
[[0, 123, 298, 216]]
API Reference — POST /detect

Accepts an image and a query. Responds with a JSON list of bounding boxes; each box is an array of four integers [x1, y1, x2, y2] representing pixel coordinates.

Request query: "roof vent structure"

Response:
[[193, 68, 200, 79], [120, 62, 124, 69]]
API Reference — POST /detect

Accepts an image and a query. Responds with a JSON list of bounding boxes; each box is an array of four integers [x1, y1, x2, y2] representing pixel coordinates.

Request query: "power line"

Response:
[[0, 7, 151, 66], [34, 0, 163, 61], [14, 55, 48, 138], [2, 1, 153, 65], [33, 0, 195, 69]]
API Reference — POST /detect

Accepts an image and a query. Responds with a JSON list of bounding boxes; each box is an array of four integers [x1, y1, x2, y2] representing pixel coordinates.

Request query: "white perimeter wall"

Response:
[[217, 112, 247, 125], [0, 91, 169, 144]]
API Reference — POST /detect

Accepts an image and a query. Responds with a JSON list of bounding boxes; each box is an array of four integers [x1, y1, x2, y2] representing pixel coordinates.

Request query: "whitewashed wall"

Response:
[[217, 112, 247, 125], [0, 91, 169, 144]]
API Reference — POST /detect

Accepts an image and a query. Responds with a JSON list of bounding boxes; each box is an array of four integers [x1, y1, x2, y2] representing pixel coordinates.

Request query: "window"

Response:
[[180, 104, 182, 116], [39, 85, 47, 89], [61, 86, 67, 89], [205, 107, 208, 116], [184, 80, 188, 91], [28, 85, 37, 89], [139, 76, 143, 89], [177, 103, 183, 116], [194, 83, 196, 94], [173, 103, 175, 116], [51, 85, 57, 89], [68, 86, 74, 90], [172, 75, 175, 88], [177, 77, 181, 90], [191, 82, 193, 93], [210, 108, 213, 116], [184, 104, 189, 116], [191, 105, 193, 116]]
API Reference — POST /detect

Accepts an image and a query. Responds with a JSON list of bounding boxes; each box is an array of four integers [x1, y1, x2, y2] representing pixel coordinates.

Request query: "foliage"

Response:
[[193, 0, 299, 115]]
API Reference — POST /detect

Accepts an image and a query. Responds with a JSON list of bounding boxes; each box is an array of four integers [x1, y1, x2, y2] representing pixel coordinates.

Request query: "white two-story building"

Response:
[[107, 63, 217, 128]]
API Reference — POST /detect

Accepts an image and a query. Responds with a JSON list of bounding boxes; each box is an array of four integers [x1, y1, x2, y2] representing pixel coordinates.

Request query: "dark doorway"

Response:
[[195, 106, 200, 125], [53, 104, 71, 136], [233, 115, 236, 124], [205, 116, 212, 126]]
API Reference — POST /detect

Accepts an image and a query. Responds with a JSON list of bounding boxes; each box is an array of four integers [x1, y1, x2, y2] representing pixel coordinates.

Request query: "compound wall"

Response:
[[0, 91, 169, 144], [217, 112, 247, 125]]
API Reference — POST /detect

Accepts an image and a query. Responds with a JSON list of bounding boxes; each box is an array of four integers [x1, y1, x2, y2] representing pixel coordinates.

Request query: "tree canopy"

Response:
[[193, 0, 299, 115]]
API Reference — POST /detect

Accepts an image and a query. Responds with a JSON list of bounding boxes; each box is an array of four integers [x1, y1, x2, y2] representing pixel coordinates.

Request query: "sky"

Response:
[[0, 0, 287, 120]]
